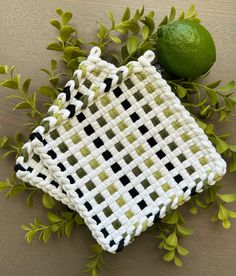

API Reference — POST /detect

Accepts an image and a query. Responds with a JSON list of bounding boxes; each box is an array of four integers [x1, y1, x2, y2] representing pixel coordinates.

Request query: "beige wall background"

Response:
[[0, 0, 235, 275]]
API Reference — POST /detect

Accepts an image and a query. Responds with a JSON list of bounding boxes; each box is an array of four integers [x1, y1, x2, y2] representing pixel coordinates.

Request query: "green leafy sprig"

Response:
[[0, 65, 42, 124], [22, 210, 84, 243], [48, 8, 87, 74], [158, 5, 200, 28], [189, 183, 236, 229], [156, 210, 192, 267], [84, 244, 104, 276], [89, 6, 157, 65], [169, 79, 236, 121]]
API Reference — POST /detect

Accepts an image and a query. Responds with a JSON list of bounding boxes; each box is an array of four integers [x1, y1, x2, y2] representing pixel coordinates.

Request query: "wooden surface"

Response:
[[0, 0, 236, 275]]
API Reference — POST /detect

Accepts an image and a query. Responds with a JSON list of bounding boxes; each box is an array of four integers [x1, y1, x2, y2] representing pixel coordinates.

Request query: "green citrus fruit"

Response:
[[156, 20, 216, 78]]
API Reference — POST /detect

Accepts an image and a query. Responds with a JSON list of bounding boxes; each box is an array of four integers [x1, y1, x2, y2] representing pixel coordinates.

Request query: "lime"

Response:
[[156, 20, 216, 78]]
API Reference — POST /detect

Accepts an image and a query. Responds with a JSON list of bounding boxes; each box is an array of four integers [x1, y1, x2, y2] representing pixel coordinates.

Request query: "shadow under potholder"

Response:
[[15, 47, 226, 253]]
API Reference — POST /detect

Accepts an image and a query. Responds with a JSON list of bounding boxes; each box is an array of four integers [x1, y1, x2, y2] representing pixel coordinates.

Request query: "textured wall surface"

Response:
[[0, 1, 235, 275]]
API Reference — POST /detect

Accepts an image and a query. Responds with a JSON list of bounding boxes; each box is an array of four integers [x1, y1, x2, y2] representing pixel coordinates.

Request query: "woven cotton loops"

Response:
[[15, 47, 226, 253]]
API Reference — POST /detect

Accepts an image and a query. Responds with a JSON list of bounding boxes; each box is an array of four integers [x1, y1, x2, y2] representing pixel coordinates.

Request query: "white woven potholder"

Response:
[[15, 47, 226, 253]]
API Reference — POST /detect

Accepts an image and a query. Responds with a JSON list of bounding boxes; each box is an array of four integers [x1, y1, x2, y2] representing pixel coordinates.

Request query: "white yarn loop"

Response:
[[90, 46, 101, 57], [143, 50, 155, 62]]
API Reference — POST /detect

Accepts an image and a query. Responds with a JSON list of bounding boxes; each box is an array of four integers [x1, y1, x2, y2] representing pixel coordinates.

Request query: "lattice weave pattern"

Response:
[[15, 47, 226, 253]]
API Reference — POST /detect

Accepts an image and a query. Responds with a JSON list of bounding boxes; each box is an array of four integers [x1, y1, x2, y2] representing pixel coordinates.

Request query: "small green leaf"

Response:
[[51, 60, 57, 71], [42, 228, 52, 243], [176, 85, 187, 98], [42, 193, 55, 209], [6, 184, 26, 197], [47, 211, 62, 223], [217, 193, 236, 203], [60, 26, 75, 42], [187, 5, 196, 17], [14, 102, 31, 110], [158, 240, 164, 249], [189, 206, 198, 215], [161, 210, 179, 224], [195, 198, 207, 208], [65, 220, 74, 238], [140, 16, 155, 34], [159, 15, 168, 27], [165, 232, 178, 247], [228, 95, 236, 103], [10, 65, 16, 77], [40, 68, 51, 75], [64, 47, 87, 59], [163, 250, 175, 262], [21, 224, 31, 231], [0, 181, 10, 192], [229, 145, 236, 152], [127, 36, 138, 55], [200, 105, 210, 116], [107, 11, 115, 27], [62, 12, 72, 24], [218, 204, 229, 220], [56, 8, 63, 16], [38, 86, 56, 98], [26, 191, 35, 208], [218, 81, 235, 93], [0, 136, 9, 148], [222, 219, 231, 229], [228, 211, 236, 218], [141, 25, 149, 40], [1, 79, 19, 89], [109, 36, 121, 44], [50, 19, 61, 30], [176, 224, 193, 236], [215, 137, 229, 154], [49, 77, 59, 87], [229, 154, 236, 172], [163, 242, 176, 251], [15, 74, 21, 87], [168, 6, 176, 23], [74, 214, 84, 225], [219, 110, 227, 121], [47, 42, 63, 52], [205, 87, 218, 105], [22, 78, 31, 94], [25, 230, 36, 243], [196, 120, 207, 130], [134, 6, 144, 18], [174, 256, 183, 267], [50, 224, 61, 232], [115, 20, 140, 34], [179, 11, 185, 20], [97, 23, 108, 39], [121, 7, 131, 22], [207, 80, 221, 88], [177, 245, 189, 256], [62, 211, 74, 220], [204, 123, 214, 134], [92, 244, 103, 255], [0, 64, 8, 74]]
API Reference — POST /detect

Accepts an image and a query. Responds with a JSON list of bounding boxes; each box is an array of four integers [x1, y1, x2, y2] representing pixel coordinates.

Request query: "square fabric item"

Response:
[[15, 47, 226, 253]]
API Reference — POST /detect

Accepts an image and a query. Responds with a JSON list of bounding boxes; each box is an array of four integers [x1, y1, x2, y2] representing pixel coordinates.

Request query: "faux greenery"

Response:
[[0, 5, 236, 274]]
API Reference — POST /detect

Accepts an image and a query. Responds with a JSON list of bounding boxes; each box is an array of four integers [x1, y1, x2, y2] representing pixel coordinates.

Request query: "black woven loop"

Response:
[[62, 86, 71, 101], [104, 78, 112, 92], [66, 104, 76, 118], [29, 132, 43, 142], [14, 163, 26, 172]]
